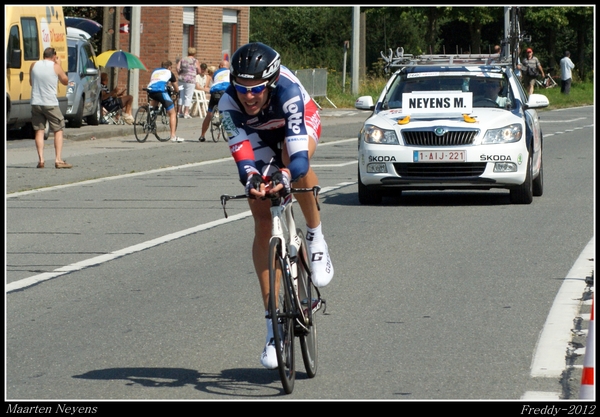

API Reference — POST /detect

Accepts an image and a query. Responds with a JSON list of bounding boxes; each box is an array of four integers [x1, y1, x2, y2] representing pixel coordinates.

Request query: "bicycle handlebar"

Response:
[[220, 186, 321, 219]]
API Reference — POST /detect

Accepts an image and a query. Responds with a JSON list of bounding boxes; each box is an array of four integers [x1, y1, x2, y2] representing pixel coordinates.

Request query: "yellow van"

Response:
[[6, 6, 68, 138]]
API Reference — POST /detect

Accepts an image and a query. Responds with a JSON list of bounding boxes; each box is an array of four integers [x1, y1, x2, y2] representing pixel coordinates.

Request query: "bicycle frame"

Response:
[[220, 186, 322, 328]]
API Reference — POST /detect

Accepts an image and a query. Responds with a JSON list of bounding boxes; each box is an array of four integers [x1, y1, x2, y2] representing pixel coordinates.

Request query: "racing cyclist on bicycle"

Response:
[[219, 42, 334, 369], [147, 60, 183, 142], [198, 60, 230, 142]]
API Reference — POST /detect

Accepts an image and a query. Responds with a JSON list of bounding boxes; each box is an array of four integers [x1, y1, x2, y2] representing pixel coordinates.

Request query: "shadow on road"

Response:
[[73, 366, 314, 398]]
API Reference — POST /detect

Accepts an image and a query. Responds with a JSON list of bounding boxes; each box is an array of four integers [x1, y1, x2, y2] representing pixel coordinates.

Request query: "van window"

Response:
[[7, 25, 20, 60], [21, 17, 39, 61]]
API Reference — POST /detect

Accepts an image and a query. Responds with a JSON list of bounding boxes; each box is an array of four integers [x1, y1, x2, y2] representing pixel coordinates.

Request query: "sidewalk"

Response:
[[50, 108, 353, 142]]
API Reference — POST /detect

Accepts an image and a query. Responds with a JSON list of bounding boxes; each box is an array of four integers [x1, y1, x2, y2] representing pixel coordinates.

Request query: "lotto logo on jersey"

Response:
[[222, 112, 238, 138], [283, 96, 303, 134]]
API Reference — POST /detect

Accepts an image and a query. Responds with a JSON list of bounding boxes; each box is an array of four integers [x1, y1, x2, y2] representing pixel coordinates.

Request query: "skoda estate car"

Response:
[[355, 53, 549, 205]]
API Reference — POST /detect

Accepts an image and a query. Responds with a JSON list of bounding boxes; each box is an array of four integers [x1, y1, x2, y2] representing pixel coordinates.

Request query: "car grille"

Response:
[[393, 162, 487, 177], [402, 129, 478, 146]]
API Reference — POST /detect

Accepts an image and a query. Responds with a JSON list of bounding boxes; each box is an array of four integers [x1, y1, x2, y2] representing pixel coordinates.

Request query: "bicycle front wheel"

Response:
[[296, 229, 318, 378], [268, 238, 295, 394], [133, 105, 150, 143], [154, 108, 172, 142]]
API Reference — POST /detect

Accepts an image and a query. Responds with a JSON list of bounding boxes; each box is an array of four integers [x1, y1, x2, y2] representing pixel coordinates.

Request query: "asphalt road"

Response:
[[5, 106, 594, 406]]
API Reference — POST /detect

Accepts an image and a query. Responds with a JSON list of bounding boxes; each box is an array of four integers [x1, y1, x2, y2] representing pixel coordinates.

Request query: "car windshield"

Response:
[[382, 72, 513, 110]]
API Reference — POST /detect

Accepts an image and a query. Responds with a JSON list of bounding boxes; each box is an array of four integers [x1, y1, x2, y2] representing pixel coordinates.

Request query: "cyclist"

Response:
[[198, 60, 230, 142], [147, 60, 184, 142], [219, 42, 334, 369]]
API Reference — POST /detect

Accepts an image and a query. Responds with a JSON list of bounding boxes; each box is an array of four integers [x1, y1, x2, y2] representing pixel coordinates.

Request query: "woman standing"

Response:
[[177, 47, 201, 118]]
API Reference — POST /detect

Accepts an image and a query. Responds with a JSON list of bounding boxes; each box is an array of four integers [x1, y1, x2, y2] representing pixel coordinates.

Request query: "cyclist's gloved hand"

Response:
[[245, 173, 265, 197], [271, 169, 291, 197]]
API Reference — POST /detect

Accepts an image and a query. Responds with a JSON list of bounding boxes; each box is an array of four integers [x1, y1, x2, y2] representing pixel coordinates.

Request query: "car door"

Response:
[[79, 42, 94, 114]]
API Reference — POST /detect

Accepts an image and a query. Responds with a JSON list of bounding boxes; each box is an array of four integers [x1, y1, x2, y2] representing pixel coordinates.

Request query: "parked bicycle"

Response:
[[134, 87, 179, 143], [220, 185, 326, 394], [535, 70, 559, 89], [210, 104, 226, 142]]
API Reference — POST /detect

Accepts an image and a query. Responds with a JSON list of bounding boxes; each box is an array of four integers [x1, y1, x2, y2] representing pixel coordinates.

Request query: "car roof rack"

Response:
[[381, 47, 513, 73]]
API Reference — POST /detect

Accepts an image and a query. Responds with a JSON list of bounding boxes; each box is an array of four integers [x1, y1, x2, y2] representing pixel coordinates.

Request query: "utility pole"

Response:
[[352, 6, 360, 95], [129, 7, 141, 110], [101, 7, 120, 89]]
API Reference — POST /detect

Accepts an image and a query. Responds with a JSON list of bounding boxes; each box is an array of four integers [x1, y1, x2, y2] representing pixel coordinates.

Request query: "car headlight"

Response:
[[361, 125, 399, 145], [482, 123, 522, 144]]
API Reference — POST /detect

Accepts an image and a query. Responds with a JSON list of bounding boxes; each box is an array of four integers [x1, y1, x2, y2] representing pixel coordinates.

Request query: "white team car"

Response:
[[355, 58, 549, 205]]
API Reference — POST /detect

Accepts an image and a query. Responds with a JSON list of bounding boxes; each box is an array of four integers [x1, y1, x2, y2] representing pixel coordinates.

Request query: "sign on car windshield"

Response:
[[402, 91, 473, 115]]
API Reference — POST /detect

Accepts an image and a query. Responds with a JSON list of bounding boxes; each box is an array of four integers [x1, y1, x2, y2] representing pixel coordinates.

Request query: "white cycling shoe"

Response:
[[260, 338, 278, 370], [308, 240, 334, 288]]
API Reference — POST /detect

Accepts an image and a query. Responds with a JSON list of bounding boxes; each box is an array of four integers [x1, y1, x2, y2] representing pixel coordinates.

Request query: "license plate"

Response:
[[413, 150, 466, 162]]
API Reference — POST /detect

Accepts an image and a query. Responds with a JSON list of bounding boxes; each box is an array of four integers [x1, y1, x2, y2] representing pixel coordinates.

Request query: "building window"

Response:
[[222, 9, 238, 60], [183, 7, 195, 53]]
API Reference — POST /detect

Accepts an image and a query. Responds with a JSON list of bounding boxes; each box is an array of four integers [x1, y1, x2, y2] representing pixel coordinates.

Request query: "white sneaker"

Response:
[[184, 114, 192, 119], [308, 239, 334, 287], [260, 338, 278, 369], [170, 136, 185, 142]]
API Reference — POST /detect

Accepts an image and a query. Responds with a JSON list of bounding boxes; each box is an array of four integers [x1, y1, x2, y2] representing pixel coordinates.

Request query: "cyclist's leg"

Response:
[[281, 105, 334, 288], [248, 197, 274, 310], [199, 94, 217, 141], [249, 197, 282, 369]]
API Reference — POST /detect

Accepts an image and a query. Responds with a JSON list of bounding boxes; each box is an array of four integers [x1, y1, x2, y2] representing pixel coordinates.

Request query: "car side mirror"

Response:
[[525, 93, 550, 110], [355, 96, 374, 111]]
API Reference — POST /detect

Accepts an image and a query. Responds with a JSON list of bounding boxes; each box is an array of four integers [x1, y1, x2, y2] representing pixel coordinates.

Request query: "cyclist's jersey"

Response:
[[219, 66, 321, 183], [147, 67, 176, 92], [210, 67, 230, 93]]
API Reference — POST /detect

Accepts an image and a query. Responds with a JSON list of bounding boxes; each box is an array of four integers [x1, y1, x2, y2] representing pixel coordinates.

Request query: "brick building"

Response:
[[105, 6, 249, 107]]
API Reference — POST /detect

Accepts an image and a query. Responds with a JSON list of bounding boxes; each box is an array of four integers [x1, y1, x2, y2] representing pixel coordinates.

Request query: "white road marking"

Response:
[[529, 237, 594, 378], [5, 183, 354, 293]]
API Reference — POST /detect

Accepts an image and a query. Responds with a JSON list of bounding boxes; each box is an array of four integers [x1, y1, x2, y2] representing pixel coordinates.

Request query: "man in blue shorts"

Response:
[[147, 60, 183, 142], [198, 60, 230, 142], [219, 42, 334, 369]]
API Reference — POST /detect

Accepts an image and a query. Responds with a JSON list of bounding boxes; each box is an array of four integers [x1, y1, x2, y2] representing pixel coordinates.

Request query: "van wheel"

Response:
[[21, 122, 49, 140], [70, 98, 84, 128], [86, 97, 100, 126]]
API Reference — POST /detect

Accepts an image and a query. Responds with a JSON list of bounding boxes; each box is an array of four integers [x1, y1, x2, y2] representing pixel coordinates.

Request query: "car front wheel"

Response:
[[86, 96, 100, 126], [70, 97, 84, 128], [510, 154, 533, 204], [358, 168, 383, 205]]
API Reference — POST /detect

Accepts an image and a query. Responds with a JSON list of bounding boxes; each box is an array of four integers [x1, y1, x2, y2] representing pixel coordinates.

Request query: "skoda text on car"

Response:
[[355, 49, 549, 205]]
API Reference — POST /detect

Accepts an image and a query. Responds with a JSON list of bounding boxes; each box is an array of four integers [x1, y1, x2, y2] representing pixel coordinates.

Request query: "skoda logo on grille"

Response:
[[434, 127, 446, 136]]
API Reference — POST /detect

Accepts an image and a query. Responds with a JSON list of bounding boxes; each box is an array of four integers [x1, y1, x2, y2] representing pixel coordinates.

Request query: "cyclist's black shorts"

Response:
[[208, 91, 225, 112], [148, 91, 175, 111]]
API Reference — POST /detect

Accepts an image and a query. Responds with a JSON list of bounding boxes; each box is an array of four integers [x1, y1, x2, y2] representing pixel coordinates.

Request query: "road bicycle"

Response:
[[210, 104, 226, 142], [506, 7, 531, 74], [220, 185, 326, 394], [535, 71, 559, 89], [134, 88, 179, 143]]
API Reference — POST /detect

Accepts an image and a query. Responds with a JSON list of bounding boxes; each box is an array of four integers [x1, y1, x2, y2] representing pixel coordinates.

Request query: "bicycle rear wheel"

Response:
[[210, 109, 223, 142], [268, 238, 295, 394], [154, 108, 172, 142], [133, 105, 150, 143], [296, 229, 318, 378]]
